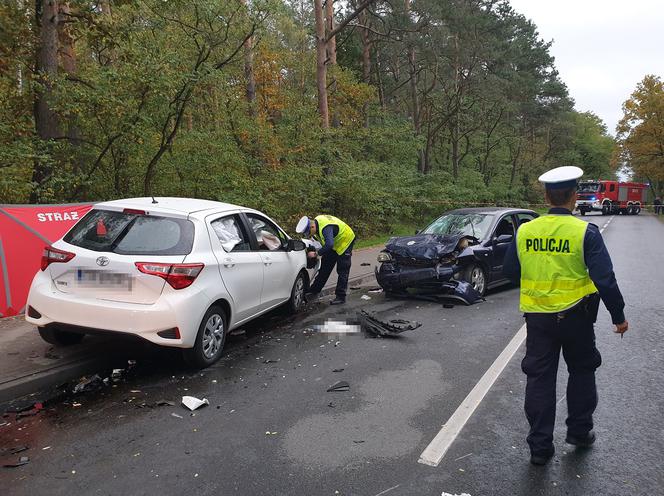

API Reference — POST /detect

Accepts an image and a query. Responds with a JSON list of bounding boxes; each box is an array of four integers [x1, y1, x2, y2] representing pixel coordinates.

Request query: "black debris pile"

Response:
[[359, 310, 421, 338]]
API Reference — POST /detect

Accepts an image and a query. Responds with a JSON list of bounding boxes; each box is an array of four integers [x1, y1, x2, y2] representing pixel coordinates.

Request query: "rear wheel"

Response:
[[38, 327, 84, 346], [462, 264, 487, 297], [183, 306, 227, 369], [288, 271, 307, 314], [634, 205, 641, 215]]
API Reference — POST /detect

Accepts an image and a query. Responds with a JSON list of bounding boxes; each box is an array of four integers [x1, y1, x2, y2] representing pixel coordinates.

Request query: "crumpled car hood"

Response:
[[384, 234, 466, 262]]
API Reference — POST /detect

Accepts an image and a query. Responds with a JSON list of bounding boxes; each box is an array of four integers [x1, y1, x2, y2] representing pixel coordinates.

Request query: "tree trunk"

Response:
[[58, 2, 81, 161], [359, 8, 371, 82], [314, 0, 329, 129], [325, 0, 340, 127], [31, 0, 60, 202], [325, 0, 337, 65], [241, 0, 256, 108]]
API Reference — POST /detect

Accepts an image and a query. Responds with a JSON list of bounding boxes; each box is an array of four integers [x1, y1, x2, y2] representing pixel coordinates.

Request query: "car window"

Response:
[[211, 215, 251, 252], [64, 209, 194, 255], [516, 213, 535, 227], [245, 214, 287, 251], [494, 215, 515, 237], [423, 213, 494, 240]]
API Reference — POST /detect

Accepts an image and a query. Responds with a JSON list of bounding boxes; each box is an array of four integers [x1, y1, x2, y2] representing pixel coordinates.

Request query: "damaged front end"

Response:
[[375, 234, 483, 305]]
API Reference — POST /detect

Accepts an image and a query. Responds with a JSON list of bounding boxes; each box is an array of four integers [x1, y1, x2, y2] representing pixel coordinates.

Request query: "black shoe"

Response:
[[330, 297, 346, 305], [305, 291, 321, 302], [530, 447, 555, 466], [565, 430, 596, 448]]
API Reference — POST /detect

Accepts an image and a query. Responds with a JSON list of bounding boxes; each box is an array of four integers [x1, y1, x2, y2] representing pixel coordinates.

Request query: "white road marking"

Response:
[[374, 484, 401, 496], [418, 324, 527, 467]]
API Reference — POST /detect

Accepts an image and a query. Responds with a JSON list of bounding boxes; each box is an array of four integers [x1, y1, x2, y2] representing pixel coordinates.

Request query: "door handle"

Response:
[[263, 257, 272, 266], [223, 258, 235, 268]]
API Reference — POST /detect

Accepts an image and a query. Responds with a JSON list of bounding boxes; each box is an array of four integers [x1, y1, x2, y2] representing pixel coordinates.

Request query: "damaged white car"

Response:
[[26, 198, 317, 368], [376, 208, 537, 303]]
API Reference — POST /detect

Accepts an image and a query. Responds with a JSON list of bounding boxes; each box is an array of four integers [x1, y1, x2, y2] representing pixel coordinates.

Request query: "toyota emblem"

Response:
[[96, 256, 110, 267]]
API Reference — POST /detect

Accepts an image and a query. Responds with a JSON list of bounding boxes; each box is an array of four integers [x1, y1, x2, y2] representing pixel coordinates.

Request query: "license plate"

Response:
[[76, 269, 133, 291]]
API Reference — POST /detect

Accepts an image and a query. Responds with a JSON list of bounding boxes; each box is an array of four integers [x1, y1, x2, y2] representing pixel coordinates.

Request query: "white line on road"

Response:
[[418, 324, 527, 467], [374, 484, 401, 496]]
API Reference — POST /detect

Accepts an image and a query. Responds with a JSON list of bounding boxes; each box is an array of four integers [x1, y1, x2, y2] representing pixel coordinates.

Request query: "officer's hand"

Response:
[[614, 321, 629, 334], [307, 251, 317, 259]]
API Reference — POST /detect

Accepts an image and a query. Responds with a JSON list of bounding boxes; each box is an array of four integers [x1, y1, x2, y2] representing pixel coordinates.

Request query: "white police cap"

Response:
[[538, 166, 583, 190], [296, 216, 311, 234]]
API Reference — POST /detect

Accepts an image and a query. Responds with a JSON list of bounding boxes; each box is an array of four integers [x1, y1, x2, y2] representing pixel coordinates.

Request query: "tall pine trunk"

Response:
[[32, 0, 60, 202]]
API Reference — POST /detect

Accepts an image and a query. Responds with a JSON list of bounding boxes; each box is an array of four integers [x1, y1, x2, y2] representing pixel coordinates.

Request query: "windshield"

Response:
[[577, 182, 600, 193], [422, 213, 494, 239]]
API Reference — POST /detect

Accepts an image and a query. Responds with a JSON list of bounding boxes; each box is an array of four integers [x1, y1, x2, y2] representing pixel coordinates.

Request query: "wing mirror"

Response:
[[494, 234, 513, 245], [287, 239, 306, 252]]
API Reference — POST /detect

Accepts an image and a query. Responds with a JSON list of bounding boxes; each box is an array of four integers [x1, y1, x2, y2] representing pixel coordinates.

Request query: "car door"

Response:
[[242, 212, 298, 310], [207, 213, 263, 323], [489, 214, 516, 282]]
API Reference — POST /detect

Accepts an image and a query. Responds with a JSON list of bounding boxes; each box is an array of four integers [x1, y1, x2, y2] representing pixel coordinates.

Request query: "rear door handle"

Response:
[[263, 256, 272, 266], [223, 258, 235, 268]]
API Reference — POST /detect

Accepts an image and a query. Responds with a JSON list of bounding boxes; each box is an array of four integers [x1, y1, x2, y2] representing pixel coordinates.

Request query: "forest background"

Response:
[[1, 0, 661, 236]]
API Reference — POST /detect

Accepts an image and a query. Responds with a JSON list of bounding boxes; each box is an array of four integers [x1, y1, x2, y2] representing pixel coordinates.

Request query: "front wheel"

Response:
[[183, 306, 227, 369], [288, 272, 307, 314], [601, 204, 610, 215], [38, 327, 84, 346], [462, 264, 487, 297]]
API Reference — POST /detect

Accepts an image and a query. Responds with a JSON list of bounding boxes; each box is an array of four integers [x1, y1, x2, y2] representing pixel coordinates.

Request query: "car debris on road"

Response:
[[359, 310, 421, 338], [181, 396, 209, 411]]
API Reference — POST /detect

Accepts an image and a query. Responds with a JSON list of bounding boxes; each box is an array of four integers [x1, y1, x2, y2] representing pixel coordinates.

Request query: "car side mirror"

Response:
[[494, 234, 513, 245], [287, 239, 306, 252]]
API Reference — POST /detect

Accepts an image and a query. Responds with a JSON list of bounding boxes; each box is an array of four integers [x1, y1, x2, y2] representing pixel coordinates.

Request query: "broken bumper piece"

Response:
[[359, 310, 421, 337], [376, 263, 483, 305]]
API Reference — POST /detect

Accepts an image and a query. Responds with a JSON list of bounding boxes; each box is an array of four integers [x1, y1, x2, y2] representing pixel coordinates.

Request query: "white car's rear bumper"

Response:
[[25, 271, 207, 348]]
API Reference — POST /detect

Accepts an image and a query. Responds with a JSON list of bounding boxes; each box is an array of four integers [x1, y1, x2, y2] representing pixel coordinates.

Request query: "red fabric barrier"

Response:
[[0, 204, 93, 317]]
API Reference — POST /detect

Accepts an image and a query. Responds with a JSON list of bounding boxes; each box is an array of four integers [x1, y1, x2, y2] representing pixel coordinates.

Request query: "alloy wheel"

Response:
[[471, 266, 486, 295], [202, 313, 224, 360]]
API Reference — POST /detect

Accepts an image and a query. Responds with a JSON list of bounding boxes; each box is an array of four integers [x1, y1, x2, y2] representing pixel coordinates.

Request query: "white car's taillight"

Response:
[[41, 246, 76, 271], [135, 262, 204, 289]]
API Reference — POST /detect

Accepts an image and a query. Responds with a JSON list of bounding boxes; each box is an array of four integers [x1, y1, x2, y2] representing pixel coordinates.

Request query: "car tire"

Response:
[[288, 271, 307, 314], [38, 326, 84, 346], [183, 306, 227, 369], [462, 264, 487, 297]]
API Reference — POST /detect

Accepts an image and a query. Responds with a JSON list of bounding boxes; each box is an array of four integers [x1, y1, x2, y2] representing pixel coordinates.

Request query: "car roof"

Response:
[[95, 197, 244, 216], [443, 207, 535, 215]]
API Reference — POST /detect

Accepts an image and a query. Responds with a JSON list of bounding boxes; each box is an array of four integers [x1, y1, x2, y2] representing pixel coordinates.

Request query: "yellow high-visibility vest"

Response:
[[314, 215, 355, 255], [517, 215, 597, 313]]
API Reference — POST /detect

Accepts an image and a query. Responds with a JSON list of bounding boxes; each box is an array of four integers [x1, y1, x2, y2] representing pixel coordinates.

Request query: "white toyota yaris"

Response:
[[25, 198, 315, 368]]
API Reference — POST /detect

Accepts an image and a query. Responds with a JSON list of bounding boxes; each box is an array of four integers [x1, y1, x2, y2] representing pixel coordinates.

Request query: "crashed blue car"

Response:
[[375, 208, 538, 303]]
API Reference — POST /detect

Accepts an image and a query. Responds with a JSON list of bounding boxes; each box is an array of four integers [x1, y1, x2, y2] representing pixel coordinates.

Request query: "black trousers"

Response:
[[309, 243, 353, 299], [522, 300, 602, 455]]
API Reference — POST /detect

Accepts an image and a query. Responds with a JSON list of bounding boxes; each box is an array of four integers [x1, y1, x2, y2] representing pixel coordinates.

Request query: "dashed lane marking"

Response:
[[418, 324, 527, 467]]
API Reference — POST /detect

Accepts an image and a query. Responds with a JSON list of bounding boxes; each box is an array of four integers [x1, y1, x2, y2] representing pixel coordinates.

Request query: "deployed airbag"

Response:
[[384, 234, 467, 262]]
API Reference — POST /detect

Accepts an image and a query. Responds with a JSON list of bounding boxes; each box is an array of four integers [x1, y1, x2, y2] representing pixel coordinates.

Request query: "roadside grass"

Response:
[[356, 223, 418, 249]]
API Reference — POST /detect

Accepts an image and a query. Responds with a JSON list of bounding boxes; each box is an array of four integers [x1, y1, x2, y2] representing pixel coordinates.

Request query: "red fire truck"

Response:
[[575, 180, 648, 216]]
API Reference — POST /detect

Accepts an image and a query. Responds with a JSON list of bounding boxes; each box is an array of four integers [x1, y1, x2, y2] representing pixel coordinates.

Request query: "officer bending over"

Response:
[[296, 215, 355, 305], [503, 166, 629, 466]]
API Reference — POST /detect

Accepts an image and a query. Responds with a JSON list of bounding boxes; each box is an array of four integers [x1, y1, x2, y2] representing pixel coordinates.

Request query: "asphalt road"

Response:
[[2, 213, 663, 496]]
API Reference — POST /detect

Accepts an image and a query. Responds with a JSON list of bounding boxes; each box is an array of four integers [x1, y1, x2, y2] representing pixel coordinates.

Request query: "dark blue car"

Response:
[[376, 207, 538, 299]]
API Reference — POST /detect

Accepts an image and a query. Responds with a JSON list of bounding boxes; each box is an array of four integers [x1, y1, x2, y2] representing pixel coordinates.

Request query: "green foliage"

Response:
[[0, 0, 617, 235]]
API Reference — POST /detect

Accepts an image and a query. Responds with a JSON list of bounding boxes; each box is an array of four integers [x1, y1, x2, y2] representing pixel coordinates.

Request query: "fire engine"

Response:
[[575, 180, 648, 216]]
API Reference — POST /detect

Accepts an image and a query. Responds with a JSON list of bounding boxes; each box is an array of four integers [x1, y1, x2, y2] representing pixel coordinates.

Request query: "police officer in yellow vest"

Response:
[[296, 215, 356, 305], [503, 166, 629, 466]]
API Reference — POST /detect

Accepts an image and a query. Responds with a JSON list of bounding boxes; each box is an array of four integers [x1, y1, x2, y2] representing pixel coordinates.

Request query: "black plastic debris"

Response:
[[3, 456, 29, 468], [263, 359, 279, 364], [360, 263, 371, 266], [327, 381, 350, 392], [359, 310, 421, 337], [73, 374, 103, 394], [332, 368, 345, 373], [8, 446, 29, 455]]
